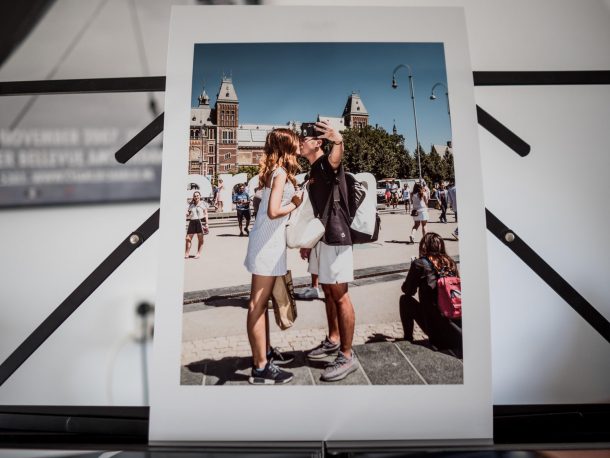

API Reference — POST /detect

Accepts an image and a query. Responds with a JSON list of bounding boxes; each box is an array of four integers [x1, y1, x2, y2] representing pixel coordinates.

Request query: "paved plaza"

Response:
[[181, 207, 462, 385]]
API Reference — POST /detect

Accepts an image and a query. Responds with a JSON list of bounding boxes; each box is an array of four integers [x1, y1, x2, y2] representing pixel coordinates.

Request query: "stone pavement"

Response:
[[181, 340, 463, 386], [182, 319, 413, 365]]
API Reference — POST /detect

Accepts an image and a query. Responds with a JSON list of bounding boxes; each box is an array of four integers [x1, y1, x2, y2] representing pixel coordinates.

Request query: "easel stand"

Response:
[[0, 71, 609, 450]]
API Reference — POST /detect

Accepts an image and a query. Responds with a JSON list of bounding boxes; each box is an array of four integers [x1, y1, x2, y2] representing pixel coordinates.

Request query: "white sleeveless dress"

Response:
[[244, 168, 295, 276]]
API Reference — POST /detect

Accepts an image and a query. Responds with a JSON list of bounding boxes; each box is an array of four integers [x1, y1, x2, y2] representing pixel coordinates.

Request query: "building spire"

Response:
[[392, 119, 397, 135], [198, 81, 210, 106]]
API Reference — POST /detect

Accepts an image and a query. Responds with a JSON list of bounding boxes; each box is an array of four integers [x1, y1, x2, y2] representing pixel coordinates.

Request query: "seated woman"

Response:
[[399, 232, 462, 357]]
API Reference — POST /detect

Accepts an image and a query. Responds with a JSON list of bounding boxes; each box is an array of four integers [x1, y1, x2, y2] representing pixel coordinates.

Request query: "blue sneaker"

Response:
[[248, 362, 293, 385]]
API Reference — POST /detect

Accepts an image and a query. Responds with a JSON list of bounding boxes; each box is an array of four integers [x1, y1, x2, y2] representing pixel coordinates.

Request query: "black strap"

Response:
[[319, 180, 336, 225]]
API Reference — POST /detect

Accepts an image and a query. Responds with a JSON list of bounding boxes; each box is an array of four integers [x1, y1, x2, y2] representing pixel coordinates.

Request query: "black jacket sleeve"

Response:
[[402, 259, 424, 296], [401, 257, 439, 297]]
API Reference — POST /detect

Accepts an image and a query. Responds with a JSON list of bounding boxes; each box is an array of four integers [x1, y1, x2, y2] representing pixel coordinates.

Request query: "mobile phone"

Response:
[[300, 122, 321, 138]]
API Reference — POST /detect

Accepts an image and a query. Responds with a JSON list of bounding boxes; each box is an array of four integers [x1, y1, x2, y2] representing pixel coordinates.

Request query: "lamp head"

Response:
[[391, 77, 398, 89], [430, 94, 437, 100]]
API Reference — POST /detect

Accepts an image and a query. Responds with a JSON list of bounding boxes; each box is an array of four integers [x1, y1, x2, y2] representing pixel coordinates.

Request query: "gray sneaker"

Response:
[[306, 337, 340, 360], [320, 351, 359, 382]]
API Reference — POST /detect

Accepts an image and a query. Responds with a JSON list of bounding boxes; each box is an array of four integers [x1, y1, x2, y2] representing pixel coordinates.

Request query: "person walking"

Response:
[[438, 183, 448, 223], [390, 180, 400, 209], [215, 178, 225, 212], [384, 181, 392, 208], [243, 128, 303, 385], [399, 232, 462, 357], [409, 182, 429, 243], [233, 183, 251, 236], [447, 182, 458, 240], [402, 183, 411, 214], [185, 191, 208, 259], [298, 120, 359, 382]]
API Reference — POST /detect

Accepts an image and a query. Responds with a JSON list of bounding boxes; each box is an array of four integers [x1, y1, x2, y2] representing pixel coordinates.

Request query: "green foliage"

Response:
[[323, 126, 454, 184], [237, 165, 260, 181], [421, 147, 445, 185], [443, 150, 455, 183], [342, 125, 415, 179]]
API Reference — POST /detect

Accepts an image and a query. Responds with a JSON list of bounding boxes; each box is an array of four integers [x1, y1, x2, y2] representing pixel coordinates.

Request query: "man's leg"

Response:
[[238, 211, 244, 235], [321, 284, 341, 345], [324, 283, 354, 358], [244, 211, 251, 234]]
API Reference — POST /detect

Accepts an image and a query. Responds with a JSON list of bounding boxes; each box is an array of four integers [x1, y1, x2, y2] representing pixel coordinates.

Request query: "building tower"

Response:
[[342, 91, 369, 129], [214, 76, 239, 175], [189, 85, 213, 175]]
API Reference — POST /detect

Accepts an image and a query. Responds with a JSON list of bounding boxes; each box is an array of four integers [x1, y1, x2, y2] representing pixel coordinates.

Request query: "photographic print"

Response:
[[180, 42, 463, 387], [151, 6, 492, 442]]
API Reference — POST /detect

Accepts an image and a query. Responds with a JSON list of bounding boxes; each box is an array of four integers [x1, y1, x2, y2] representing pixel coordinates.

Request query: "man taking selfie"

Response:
[[298, 120, 359, 382]]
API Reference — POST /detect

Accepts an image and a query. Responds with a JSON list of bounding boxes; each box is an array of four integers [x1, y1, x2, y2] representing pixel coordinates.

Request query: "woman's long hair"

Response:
[[258, 128, 300, 188], [412, 182, 421, 196], [419, 232, 459, 276]]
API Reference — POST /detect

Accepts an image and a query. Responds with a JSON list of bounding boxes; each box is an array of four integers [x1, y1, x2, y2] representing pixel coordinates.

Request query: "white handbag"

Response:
[[286, 186, 325, 249]]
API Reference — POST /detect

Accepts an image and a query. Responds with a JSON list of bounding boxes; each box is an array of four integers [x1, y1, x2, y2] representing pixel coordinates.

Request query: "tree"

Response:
[[341, 125, 414, 179], [443, 151, 455, 183], [421, 147, 445, 185], [237, 165, 259, 181]]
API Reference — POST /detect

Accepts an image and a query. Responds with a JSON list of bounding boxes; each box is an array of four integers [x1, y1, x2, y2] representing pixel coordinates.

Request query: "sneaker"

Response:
[[294, 286, 324, 300], [267, 346, 295, 365], [307, 337, 340, 360], [320, 351, 359, 382], [248, 362, 293, 385], [451, 230, 459, 240], [245, 227, 249, 235], [409, 235, 414, 244]]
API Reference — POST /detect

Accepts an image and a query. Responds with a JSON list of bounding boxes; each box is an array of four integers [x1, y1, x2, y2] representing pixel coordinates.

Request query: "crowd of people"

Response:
[[184, 122, 462, 384]]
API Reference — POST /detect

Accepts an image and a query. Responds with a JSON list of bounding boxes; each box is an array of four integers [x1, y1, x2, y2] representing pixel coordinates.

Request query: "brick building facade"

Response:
[[189, 81, 369, 176]]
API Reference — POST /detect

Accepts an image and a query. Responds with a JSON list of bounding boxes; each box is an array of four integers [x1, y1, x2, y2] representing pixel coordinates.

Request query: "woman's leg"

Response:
[[421, 220, 427, 237], [195, 233, 204, 258], [410, 220, 420, 242], [185, 234, 193, 258], [246, 274, 276, 369]]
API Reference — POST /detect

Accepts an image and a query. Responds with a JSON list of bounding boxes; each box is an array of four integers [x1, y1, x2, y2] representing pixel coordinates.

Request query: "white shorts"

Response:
[[308, 241, 354, 284]]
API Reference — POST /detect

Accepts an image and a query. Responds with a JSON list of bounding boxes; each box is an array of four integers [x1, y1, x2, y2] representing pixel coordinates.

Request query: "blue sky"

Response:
[[191, 43, 452, 152]]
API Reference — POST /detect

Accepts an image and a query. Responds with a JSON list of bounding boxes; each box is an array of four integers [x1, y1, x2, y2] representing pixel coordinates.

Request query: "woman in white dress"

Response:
[[409, 182, 429, 243], [244, 128, 303, 384]]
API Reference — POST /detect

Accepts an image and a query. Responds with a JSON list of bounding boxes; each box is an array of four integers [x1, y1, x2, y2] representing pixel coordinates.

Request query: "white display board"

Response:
[[150, 5, 492, 442]]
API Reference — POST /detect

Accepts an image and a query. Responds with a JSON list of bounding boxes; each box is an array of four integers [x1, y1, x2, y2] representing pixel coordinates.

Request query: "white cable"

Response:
[[105, 333, 137, 405]]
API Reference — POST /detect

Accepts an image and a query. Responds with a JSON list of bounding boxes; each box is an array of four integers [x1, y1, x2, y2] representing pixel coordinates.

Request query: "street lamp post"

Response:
[[430, 82, 450, 119], [392, 64, 422, 182]]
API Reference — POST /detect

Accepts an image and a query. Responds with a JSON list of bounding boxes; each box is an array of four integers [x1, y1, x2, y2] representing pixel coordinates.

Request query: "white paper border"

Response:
[[150, 5, 492, 442]]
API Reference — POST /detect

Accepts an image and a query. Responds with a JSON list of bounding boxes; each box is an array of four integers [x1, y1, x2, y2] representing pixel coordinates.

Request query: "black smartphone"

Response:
[[300, 122, 321, 138]]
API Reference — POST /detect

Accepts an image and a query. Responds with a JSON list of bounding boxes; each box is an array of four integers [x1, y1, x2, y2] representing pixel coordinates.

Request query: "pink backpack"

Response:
[[427, 258, 462, 319]]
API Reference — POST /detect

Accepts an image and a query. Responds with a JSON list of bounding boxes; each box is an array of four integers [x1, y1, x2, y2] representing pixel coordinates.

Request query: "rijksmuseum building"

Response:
[[188, 77, 369, 177]]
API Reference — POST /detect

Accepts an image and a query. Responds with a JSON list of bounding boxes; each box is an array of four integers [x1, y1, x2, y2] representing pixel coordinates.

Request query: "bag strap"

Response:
[[320, 181, 336, 226]]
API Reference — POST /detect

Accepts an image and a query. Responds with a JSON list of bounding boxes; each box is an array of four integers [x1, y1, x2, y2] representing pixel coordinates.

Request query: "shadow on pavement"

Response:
[[181, 340, 463, 386], [385, 239, 415, 245], [204, 296, 249, 308]]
